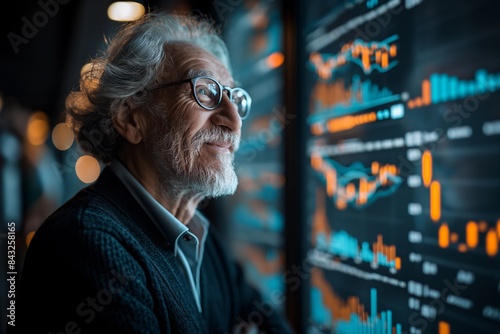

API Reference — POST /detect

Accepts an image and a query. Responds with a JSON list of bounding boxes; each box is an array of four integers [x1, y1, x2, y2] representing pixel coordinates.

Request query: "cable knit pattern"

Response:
[[11, 168, 293, 334]]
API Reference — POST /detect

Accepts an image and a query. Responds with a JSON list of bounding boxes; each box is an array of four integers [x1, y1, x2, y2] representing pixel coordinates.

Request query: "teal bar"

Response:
[[397, 324, 402, 334], [441, 74, 449, 102], [430, 73, 441, 103], [468, 82, 476, 96], [311, 288, 326, 324], [371, 288, 377, 321], [458, 81, 468, 98], [450, 76, 458, 99], [362, 81, 370, 102], [352, 75, 361, 104], [387, 310, 392, 334], [361, 242, 371, 262], [381, 311, 386, 334], [475, 69, 488, 93]]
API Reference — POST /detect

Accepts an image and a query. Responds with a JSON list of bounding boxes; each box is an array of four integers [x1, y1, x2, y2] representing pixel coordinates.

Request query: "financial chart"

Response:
[[302, 1, 500, 333], [219, 0, 287, 309]]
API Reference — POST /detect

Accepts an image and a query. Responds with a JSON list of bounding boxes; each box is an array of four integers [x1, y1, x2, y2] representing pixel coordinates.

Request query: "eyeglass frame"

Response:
[[145, 75, 251, 119]]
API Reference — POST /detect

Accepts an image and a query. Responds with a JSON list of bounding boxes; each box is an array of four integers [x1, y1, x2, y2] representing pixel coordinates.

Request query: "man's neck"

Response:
[[117, 151, 203, 225]]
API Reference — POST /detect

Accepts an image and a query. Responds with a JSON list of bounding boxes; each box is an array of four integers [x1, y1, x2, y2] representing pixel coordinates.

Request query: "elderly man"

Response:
[[13, 12, 293, 334]]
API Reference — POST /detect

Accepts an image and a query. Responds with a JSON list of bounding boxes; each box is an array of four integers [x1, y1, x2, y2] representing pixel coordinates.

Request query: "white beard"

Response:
[[147, 122, 240, 198]]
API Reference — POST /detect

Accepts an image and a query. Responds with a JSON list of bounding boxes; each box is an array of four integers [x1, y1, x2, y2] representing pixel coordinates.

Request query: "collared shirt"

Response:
[[110, 159, 208, 313]]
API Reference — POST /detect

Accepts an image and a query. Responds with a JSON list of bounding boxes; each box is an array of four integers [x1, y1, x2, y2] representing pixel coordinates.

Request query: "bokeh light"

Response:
[[52, 122, 74, 151], [107, 1, 145, 22], [75, 155, 101, 183], [27, 111, 50, 146]]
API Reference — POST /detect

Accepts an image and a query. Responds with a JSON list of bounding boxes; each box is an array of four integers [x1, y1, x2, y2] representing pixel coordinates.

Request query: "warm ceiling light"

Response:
[[107, 1, 145, 22]]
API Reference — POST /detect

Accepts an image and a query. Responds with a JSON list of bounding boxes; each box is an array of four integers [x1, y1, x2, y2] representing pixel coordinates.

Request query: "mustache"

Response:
[[191, 127, 240, 153]]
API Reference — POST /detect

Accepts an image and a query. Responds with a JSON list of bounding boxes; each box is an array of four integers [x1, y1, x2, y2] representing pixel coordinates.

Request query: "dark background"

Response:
[[0, 0, 226, 124]]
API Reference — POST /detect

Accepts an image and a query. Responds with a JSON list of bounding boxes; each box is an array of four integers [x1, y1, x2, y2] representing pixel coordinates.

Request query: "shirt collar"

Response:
[[109, 158, 208, 246]]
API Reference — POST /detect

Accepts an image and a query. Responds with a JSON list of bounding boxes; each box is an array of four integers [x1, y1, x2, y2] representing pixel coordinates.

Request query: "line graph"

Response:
[[311, 154, 402, 209], [308, 35, 399, 78]]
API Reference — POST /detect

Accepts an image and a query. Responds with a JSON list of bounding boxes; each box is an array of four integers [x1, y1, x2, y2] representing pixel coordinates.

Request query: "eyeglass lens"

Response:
[[194, 77, 250, 118]]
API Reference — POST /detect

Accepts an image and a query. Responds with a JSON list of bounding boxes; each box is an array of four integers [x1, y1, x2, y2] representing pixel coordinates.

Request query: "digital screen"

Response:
[[218, 1, 287, 308], [302, 1, 500, 333]]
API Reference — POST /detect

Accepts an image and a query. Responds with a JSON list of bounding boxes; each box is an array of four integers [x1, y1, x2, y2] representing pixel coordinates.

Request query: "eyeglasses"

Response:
[[146, 76, 251, 119]]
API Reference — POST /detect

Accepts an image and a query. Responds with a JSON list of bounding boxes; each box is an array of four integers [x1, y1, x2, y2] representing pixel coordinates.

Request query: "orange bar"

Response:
[[450, 232, 459, 243], [395, 257, 401, 270], [336, 196, 347, 210], [362, 49, 370, 70], [479, 221, 488, 233], [439, 321, 450, 334], [372, 161, 380, 175], [311, 124, 323, 136], [466, 221, 479, 249], [381, 53, 389, 68], [486, 228, 498, 257], [326, 169, 336, 196], [422, 79, 431, 105], [389, 164, 397, 176], [430, 181, 441, 222], [327, 119, 336, 132], [379, 167, 387, 185], [311, 154, 321, 170], [375, 51, 381, 63], [359, 178, 367, 205], [390, 44, 397, 57], [457, 243, 467, 253], [439, 223, 450, 248], [422, 150, 433, 187], [346, 183, 355, 200], [389, 245, 395, 261]]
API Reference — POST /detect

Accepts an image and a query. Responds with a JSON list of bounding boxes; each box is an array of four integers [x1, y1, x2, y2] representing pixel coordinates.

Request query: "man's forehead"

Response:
[[188, 68, 235, 86], [164, 42, 234, 85]]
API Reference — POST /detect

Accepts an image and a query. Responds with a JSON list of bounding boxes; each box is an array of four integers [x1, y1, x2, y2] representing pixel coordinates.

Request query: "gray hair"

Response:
[[65, 11, 231, 163]]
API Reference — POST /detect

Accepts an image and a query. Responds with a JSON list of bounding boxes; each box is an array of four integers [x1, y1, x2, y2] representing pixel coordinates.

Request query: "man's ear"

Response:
[[113, 102, 145, 144]]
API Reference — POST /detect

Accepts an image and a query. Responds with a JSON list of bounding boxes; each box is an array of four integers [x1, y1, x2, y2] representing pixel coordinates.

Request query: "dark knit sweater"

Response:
[[12, 168, 293, 334]]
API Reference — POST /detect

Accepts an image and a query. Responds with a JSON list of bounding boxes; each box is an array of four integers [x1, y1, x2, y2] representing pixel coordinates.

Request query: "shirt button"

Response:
[[183, 234, 192, 242]]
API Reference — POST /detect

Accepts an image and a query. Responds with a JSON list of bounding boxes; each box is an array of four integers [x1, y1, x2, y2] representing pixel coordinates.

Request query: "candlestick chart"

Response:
[[302, 1, 500, 333]]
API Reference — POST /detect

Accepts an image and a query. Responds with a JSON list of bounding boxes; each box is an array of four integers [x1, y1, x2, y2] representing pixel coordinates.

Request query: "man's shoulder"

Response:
[[36, 185, 123, 238], [40, 167, 141, 232]]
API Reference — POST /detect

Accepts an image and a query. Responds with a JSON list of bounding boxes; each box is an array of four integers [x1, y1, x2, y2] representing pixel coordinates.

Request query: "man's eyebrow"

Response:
[[188, 69, 212, 78], [187, 68, 237, 87]]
